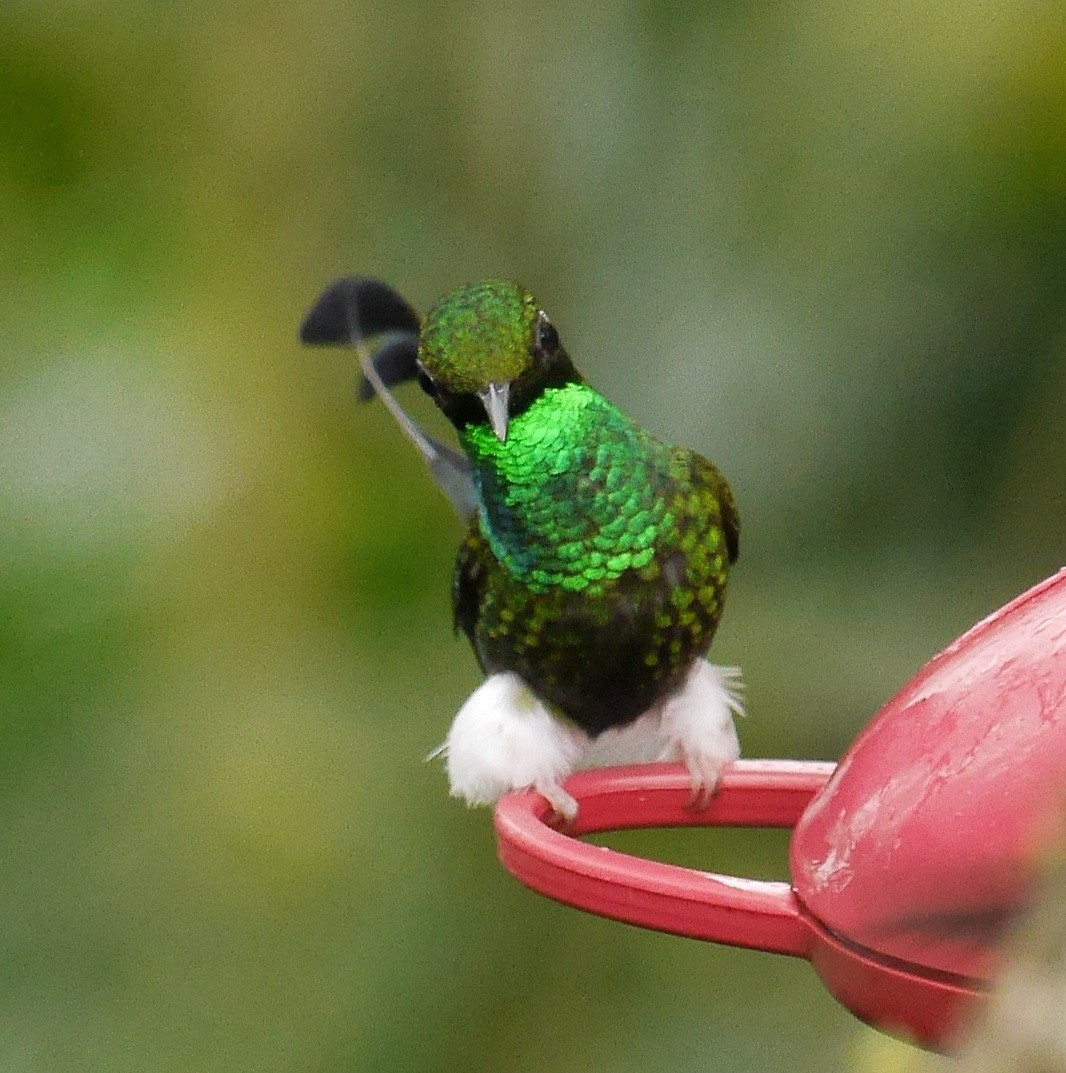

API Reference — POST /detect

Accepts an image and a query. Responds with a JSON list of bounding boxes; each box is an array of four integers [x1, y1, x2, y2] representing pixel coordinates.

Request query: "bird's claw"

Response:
[[683, 753, 727, 813], [536, 780, 579, 827], [659, 660, 743, 812]]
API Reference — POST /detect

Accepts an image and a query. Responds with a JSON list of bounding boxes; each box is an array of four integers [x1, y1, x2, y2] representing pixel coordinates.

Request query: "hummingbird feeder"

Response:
[[494, 568, 1066, 1050]]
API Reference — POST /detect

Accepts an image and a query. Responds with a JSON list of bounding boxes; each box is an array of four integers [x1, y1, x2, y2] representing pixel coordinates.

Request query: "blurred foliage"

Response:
[[1, 2, 1063, 1071]]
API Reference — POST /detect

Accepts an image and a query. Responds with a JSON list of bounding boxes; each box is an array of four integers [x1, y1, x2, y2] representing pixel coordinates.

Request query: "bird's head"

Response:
[[417, 279, 578, 442]]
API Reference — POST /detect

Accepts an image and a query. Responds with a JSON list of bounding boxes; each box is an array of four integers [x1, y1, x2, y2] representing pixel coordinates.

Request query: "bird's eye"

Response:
[[417, 365, 439, 397], [535, 313, 559, 359]]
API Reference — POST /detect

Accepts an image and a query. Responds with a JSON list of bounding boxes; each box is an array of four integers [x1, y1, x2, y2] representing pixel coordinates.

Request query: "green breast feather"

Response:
[[462, 383, 681, 592]]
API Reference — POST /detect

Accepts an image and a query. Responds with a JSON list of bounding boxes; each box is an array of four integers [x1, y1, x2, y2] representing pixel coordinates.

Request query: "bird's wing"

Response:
[[301, 277, 478, 520], [452, 524, 490, 665], [687, 452, 740, 564]]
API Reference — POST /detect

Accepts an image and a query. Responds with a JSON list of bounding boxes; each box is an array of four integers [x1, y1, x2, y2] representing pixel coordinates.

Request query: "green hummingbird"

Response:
[[302, 277, 743, 819]]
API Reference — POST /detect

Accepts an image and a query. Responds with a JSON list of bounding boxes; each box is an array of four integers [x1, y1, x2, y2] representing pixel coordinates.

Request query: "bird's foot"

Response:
[[683, 754, 726, 812], [658, 660, 744, 811], [434, 672, 588, 811], [535, 780, 579, 827]]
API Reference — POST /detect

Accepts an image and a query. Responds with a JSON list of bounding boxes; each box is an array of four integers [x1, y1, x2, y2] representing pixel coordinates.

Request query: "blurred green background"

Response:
[[2, 2, 1063, 1070]]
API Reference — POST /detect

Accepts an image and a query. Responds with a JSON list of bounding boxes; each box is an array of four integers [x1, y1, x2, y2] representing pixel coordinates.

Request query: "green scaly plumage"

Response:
[[450, 363, 738, 735]]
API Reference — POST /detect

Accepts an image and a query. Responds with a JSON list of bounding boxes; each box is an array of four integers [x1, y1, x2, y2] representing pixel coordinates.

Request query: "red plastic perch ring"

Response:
[[495, 759, 832, 957]]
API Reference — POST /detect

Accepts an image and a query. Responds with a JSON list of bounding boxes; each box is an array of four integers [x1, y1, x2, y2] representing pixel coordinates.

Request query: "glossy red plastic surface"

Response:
[[496, 760, 832, 956], [494, 570, 1066, 1048], [793, 568, 1066, 981], [495, 761, 982, 1048]]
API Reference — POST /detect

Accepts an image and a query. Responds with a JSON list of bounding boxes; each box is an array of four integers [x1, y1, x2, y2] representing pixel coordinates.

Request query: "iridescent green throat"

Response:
[[460, 382, 677, 594]]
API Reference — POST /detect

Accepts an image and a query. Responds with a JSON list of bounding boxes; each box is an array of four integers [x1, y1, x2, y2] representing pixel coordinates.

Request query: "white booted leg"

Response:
[[658, 660, 743, 805], [435, 672, 588, 818]]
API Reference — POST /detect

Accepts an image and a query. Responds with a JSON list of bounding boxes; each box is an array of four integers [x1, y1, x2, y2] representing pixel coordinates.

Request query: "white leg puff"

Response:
[[434, 672, 588, 819], [658, 660, 744, 806]]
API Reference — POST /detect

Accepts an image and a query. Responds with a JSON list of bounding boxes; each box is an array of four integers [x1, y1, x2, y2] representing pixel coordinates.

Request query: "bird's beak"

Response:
[[479, 382, 510, 442]]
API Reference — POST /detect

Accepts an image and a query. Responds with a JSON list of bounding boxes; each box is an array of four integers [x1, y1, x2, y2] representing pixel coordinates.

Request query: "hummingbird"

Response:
[[302, 277, 743, 820]]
